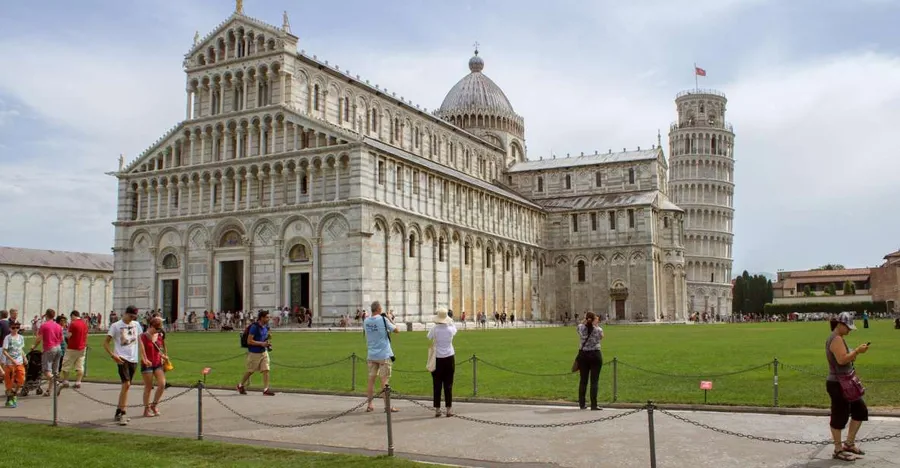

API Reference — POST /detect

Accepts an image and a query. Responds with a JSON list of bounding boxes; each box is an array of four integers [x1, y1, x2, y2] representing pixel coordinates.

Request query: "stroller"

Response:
[[19, 350, 45, 397]]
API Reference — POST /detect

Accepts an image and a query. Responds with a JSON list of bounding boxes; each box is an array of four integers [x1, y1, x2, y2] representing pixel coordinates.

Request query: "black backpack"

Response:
[[240, 324, 253, 348]]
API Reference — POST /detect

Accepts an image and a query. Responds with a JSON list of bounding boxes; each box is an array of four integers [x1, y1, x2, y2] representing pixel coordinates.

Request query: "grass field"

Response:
[[72, 320, 900, 408], [1, 422, 429, 467]]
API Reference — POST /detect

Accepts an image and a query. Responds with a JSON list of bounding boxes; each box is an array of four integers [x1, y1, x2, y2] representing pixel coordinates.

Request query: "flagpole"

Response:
[[694, 63, 698, 90]]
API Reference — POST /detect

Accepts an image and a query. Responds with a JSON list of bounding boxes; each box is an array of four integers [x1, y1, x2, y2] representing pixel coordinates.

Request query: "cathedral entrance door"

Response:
[[615, 300, 626, 320], [220, 260, 244, 312], [289, 273, 310, 311], [161, 279, 178, 323]]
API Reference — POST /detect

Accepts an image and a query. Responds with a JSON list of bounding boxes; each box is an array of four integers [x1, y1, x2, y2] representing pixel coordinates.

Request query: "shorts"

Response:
[[367, 359, 393, 381], [826, 380, 869, 430], [61, 348, 86, 373], [4, 364, 25, 390], [41, 347, 62, 374], [117, 362, 137, 383], [141, 365, 163, 374], [246, 351, 270, 373]]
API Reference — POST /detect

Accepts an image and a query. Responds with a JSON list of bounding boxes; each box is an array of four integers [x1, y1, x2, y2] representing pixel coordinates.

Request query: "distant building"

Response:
[[0, 246, 114, 329], [870, 250, 900, 313], [772, 268, 872, 305]]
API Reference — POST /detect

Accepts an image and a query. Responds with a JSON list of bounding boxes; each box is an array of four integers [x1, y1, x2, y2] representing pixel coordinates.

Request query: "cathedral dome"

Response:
[[438, 51, 516, 116]]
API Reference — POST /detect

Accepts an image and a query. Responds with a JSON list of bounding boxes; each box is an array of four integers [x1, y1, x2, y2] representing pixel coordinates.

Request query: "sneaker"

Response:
[[4, 400, 11, 408], [119, 414, 130, 426], [236, 384, 247, 395], [114, 413, 122, 424], [262, 388, 275, 396], [9, 402, 16, 409]]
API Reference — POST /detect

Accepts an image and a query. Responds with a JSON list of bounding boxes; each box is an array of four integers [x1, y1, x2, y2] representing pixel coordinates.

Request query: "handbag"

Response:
[[382, 315, 396, 362], [426, 341, 437, 372], [150, 333, 174, 372], [571, 328, 591, 373], [829, 337, 865, 402]]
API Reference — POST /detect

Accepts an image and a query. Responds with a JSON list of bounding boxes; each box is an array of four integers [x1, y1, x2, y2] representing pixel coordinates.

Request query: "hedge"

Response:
[[763, 301, 888, 316]]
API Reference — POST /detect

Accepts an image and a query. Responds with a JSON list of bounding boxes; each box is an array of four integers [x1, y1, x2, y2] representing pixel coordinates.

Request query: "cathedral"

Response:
[[112, 5, 735, 323]]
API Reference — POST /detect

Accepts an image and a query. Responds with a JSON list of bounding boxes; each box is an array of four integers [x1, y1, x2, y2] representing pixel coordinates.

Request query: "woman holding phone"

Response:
[[826, 312, 870, 461]]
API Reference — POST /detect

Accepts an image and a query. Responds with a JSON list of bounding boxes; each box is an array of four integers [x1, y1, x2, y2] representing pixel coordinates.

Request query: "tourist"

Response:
[[139, 317, 168, 417], [60, 311, 88, 390], [364, 300, 398, 413], [459, 311, 467, 329], [862, 310, 869, 329], [826, 312, 870, 461], [237, 310, 275, 396], [104, 306, 143, 425], [54, 315, 68, 378], [575, 312, 603, 410], [0, 310, 11, 347], [480, 311, 487, 329], [30, 309, 63, 398], [2, 322, 25, 408], [428, 308, 457, 417], [202, 310, 210, 331]]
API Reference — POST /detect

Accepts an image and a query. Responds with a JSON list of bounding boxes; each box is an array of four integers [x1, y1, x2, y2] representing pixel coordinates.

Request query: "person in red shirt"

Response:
[[60, 310, 88, 389], [30, 309, 63, 397], [138, 317, 168, 417]]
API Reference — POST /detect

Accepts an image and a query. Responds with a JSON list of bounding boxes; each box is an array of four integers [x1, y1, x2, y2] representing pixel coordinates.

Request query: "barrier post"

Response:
[[52, 376, 58, 427], [612, 357, 618, 403], [384, 385, 394, 456], [351, 353, 357, 391], [773, 358, 779, 408], [197, 380, 204, 440], [646, 401, 657, 468], [472, 354, 478, 396]]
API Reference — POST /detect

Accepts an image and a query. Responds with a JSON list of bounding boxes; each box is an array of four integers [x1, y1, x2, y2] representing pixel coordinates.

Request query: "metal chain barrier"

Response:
[[202, 388, 382, 428], [778, 362, 826, 378], [355, 357, 474, 374], [657, 408, 832, 445], [393, 389, 645, 428], [617, 360, 772, 378], [168, 352, 247, 364], [71, 384, 197, 409], [270, 355, 353, 369], [475, 358, 573, 377]]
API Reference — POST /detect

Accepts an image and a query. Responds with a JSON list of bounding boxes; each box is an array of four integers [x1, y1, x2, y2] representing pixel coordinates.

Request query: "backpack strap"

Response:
[[381, 315, 391, 341]]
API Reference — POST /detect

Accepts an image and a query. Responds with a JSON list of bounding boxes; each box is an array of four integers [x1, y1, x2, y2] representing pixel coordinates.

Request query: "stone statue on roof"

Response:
[[193, 30, 200, 46], [118, 154, 124, 171]]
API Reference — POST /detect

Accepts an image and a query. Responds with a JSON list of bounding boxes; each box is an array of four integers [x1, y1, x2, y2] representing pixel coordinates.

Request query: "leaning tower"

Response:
[[667, 89, 735, 318]]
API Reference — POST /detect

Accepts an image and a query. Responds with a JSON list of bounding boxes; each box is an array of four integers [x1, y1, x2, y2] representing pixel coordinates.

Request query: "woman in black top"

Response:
[[575, 312, 603, 410]]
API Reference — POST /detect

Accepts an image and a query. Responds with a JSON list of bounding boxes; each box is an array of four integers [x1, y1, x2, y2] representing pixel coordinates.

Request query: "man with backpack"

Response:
[[364, 301, 399, 412], [237, 310, 275, 396]]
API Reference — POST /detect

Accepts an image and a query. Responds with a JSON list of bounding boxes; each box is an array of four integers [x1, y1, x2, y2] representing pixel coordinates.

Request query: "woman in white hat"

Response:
[[826, 311, 870, 461], [427, 308, 457, 417]]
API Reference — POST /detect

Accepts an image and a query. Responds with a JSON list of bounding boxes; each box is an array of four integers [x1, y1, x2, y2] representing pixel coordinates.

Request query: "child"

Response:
[[2, 322, 26, 408]]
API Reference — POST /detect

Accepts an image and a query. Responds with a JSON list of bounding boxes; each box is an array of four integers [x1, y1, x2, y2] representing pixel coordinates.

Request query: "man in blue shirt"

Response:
[[364, 301, 399, 412], [237, 310, 275, 396]]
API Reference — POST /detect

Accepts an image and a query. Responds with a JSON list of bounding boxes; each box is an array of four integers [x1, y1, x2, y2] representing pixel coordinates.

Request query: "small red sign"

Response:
[[202, 367, 212, 375], [700, 381, 713, 390]]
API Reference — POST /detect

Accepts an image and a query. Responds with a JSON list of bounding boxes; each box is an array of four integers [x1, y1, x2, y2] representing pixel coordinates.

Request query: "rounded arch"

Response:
[[280, 214, 315, 241], [159, 249, 180, 270], [284, 239, 312, 262], [211, 217, 247, 245], [157, 226, 183, 250], [317, 211, 350, 240]]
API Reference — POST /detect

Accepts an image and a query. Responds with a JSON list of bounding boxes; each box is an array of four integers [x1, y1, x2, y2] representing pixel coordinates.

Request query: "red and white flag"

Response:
[[695, 66, 707, 77]]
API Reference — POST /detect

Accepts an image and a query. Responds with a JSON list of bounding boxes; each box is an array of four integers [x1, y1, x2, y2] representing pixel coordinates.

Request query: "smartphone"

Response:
[[866, 342, 871, 346]]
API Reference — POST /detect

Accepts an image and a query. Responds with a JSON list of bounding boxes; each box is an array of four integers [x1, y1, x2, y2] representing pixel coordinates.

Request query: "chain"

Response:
[[71, 384, 197, 409], [475, 358, 573, 377], [657, 408, 831, 445], [858, 432, 900, 443], [203, 388, 382, 428], [392, 389, 644, 428], [354, 356, 474, 373], [270, 355, 352, 369], [168, 352, 247, 364], [778, 362, 826, 378], [617, 360, 772, 378]]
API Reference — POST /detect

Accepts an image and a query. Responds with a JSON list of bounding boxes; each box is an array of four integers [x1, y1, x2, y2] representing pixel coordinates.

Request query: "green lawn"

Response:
[[72, 320, 899, 408], [1, 422, 428, 467]]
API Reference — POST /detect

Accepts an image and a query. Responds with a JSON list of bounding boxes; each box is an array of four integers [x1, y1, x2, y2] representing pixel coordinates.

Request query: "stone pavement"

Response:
[[3, 383, 899, 468]]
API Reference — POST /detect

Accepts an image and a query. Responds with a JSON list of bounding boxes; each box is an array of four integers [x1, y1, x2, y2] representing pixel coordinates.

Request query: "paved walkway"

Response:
[[3, 383, 899, 468]]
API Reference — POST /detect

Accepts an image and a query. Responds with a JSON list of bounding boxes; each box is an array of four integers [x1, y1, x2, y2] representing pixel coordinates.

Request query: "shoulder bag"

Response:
[[830, 338, 865, 402], [147, 333, 174, 372], [426, 337, 437, 372], [571, 327, 591, 373], [381, 315, 396, 362]]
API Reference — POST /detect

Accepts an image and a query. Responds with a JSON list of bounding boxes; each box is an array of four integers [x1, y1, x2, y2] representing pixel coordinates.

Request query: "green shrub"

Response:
[[763, 301, 887, 315]]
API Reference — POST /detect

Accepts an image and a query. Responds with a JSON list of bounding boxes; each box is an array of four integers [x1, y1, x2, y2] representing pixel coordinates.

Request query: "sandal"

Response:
[[143, 407, 155, 418], [150, 403, 160, 416], [365, 406, 375, 412], [833, 450, 856, 461], [842, 443, 865, 455], [384, 407, 399, 413]]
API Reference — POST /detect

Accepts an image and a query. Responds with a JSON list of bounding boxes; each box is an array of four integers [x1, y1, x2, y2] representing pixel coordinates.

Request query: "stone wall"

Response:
[[0, 267, 113, 329]]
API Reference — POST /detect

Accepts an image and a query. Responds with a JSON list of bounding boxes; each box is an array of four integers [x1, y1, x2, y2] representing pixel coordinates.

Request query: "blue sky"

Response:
[[1, 0, 899, 275]]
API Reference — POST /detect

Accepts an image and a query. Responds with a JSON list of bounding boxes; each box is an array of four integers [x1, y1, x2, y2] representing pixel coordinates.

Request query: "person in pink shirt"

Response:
[[30, 309, 63, 397]]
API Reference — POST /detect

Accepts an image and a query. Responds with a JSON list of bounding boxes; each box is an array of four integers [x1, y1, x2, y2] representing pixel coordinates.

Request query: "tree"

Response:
[[814, 264, 846, 271], [824, 284, 836, 296], [843, 280, 856, 296], [732, 272, 775, 315], [804, 285, 813, 297], [732, 275, 745, 315]]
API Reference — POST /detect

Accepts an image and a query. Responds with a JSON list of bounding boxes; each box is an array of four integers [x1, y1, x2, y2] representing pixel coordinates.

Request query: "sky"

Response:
[[1, 0, 899, 276]]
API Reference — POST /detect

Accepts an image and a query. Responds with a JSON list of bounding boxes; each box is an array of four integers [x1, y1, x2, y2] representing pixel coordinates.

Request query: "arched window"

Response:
[[595, 171, 602, 187], [438, 237, 445, 262], [343, 97, 350, 121], [565, 174, 572, 189], [370, 108, 377, 133], [408, 235, 416, 258], [464, 243, 470, 265], [313, 84, 320, 111], [289, 244, 309, 262], [628, 168, 635, 184], [486, 249, 493, 268], [162, 254, 178, 270], [577, 260, 586, 282], [537, 176, 543, 192]]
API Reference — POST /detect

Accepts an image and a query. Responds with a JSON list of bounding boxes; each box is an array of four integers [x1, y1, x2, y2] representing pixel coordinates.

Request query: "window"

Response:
[[565, 174, 572, 189], [370, 109, 377, 133], [537, 176, 543, 192], [300, 174, 308, 194], [628, 209, 635, 228], [609, 211, 616, 230], [438, 238, 445, 262], [628, 168, 635, 184], [571, 214, 579, 232], [396, 165, 403, 191], [343, 97, 350, 121], [591, 213, 597, 231], [486, 250, 493, 268], [428, 176, 434, 198], [595, 171, 602, 187], [408, 235, 416, 258], [313, 84, 320, 111], [505, 253, 511, 272], [664, 217, 669, 228], [172, 187, 179, 208], [162, 254, 179, 270], [710, 272, 715, 282], [464, 243, 470, 265], [412, 170, 420, 194], [377, 161, 385, 185], [507, 176, 512, 185], [577, 260, 586, 283]]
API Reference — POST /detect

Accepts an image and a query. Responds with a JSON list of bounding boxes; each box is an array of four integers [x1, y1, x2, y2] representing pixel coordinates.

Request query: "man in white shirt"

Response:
[[103, 306, 143, 425]]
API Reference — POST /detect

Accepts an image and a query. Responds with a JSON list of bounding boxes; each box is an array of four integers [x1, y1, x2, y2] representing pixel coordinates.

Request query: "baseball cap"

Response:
[[836, 311, 856, 330]]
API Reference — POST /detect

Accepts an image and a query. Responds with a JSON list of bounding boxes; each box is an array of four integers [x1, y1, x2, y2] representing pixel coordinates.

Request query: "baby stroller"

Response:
[[19, 350, 45, 397]]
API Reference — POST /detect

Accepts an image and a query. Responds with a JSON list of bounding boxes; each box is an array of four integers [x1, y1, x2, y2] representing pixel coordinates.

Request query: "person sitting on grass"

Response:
[[2, 322, 25, 408]]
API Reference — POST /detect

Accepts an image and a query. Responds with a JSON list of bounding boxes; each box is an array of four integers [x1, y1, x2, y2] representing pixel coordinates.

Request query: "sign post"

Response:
[[699, 380, 713, 404]]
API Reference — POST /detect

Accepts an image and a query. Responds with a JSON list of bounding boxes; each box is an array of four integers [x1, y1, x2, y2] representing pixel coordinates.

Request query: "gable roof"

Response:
[[186, 12, 294, 58], [507, 148, 660, 173], [0, 246, 113, 272], [537, 190, 682, 212]]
